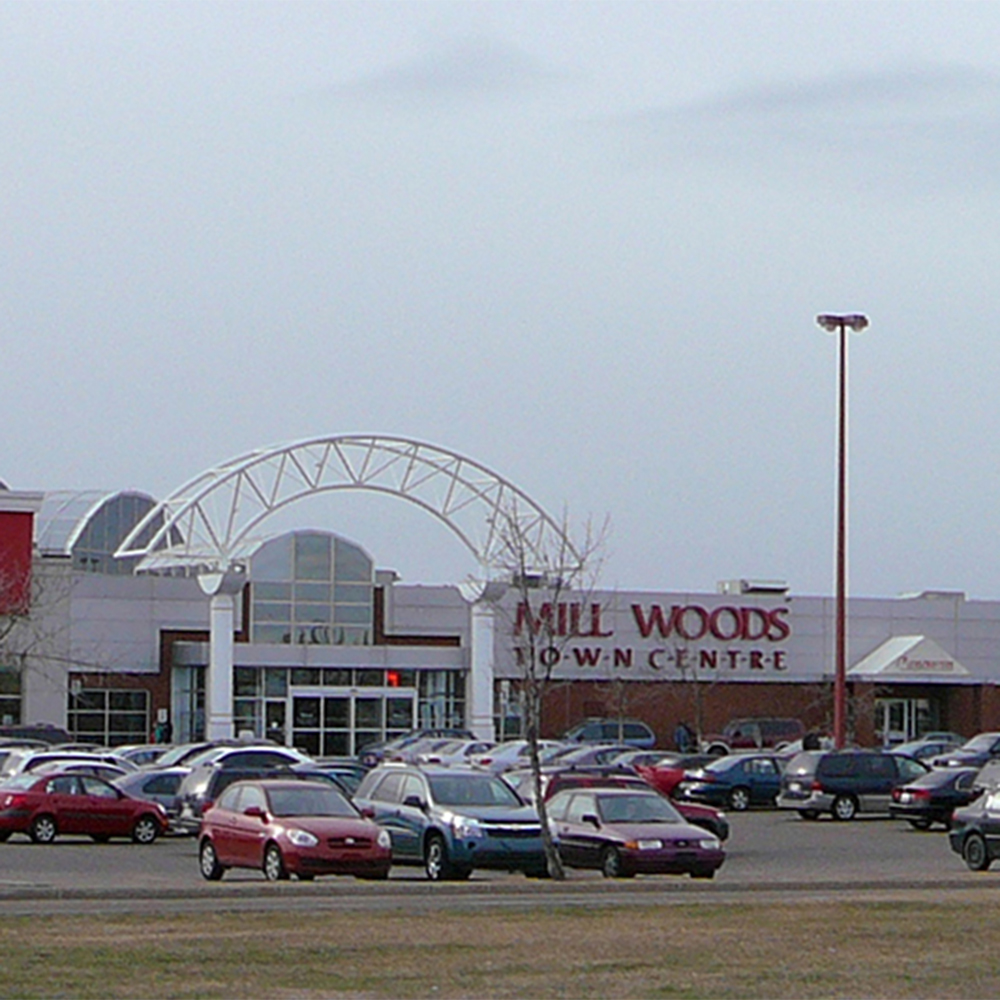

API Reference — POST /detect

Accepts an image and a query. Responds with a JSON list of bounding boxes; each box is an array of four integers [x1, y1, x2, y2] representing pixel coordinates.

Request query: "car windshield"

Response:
[[428, 774, 522, 807], [597, 793, 683, 824], [266, 786, 357, 818]]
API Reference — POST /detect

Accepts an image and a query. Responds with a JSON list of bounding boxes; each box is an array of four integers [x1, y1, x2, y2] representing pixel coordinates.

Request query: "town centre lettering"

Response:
[[513, 601, 792, 675]]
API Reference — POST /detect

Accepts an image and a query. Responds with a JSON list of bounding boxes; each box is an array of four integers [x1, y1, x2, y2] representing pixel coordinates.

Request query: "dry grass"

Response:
[[1, 898, 997, 999]]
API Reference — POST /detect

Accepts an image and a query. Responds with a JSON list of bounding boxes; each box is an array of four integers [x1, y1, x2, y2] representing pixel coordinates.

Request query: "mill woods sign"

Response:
[[503, 600, 793, 680]]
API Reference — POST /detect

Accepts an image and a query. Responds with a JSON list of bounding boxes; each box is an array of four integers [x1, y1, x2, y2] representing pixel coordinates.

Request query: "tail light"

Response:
[[200, 800, 213, 814], [2, 793, 26, 808], [811, 780, 824, 791]]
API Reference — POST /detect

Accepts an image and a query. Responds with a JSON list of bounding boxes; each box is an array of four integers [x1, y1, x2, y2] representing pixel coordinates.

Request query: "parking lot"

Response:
[[0, 809, 982, 905]]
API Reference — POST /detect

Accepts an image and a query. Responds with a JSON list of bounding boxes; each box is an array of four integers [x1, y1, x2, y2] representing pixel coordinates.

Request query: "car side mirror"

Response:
[[244, 805, 268, 821], [402, 794, 426, 811], [582, 813, 601, 828], [359, 805, 376, 819]]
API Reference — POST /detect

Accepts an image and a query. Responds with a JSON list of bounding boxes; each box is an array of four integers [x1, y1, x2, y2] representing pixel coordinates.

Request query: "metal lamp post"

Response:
[[816, 313, 869, 749]]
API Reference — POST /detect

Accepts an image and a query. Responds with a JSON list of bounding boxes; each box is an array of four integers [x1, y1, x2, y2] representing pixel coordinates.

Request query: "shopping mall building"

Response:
[[3, 436, 1000, 751]]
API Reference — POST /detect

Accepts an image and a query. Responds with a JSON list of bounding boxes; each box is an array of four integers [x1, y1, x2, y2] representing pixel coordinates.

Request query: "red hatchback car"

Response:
[[0, 771, 167, 844], [198, 779, 392, 882]]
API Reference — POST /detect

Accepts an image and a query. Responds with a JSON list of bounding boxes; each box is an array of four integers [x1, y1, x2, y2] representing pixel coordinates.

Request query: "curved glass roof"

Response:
[[35, 491, 170, 574]]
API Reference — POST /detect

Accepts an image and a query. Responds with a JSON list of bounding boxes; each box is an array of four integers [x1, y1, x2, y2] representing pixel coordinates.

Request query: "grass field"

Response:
[[2, 897, 998, 998]]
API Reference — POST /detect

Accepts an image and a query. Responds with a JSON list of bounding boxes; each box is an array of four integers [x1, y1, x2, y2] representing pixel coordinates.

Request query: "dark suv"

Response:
[[354, 764, 546, 880], [776, 750, 929, 820], [701, 718, 804, 756]]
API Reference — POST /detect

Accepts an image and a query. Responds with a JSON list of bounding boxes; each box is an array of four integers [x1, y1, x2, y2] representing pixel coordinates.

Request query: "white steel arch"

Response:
[[115, 434, 580, 576]]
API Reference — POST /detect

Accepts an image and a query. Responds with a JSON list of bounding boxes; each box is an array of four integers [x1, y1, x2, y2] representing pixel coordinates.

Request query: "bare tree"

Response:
[[486, 504, 608, 880]]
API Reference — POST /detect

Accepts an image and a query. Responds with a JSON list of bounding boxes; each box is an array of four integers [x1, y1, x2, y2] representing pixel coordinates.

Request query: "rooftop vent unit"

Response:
[[717, 579, 789, 596]]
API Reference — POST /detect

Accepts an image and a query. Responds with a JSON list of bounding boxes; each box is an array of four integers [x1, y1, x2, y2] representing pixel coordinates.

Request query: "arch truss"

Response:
[[115, 434, 580, 578]]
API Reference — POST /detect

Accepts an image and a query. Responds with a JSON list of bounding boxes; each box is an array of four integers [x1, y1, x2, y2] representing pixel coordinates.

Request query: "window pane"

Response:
[[334, 539, 372, 582], [254, 602, 292, 623], [324, 698, 350, 728], [355, 670, 383, 687], [293, 697, 320, 728], [110, 691, 146, 711], [322, 669, 351, 686], [355, 698, 382, 728], [296, 604, 331, 624], [252, 535, 293, 582], [255, 582, 291, 601], [291, 668, 321, 687], [253, 624, 291, 644], [234, 668, 259, 698], [264, 669, 287, 697], [295, 534, 331, 581], [334, 604, 372, 625], [334, 584, 372, 604], [295, 583, 331, 603]]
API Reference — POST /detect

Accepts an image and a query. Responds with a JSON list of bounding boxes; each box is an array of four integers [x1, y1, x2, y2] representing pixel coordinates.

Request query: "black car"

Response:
[[776, 750, 929, 820], [949, 787, 1000, 870], [889, 766, 980, 830], [933, 732, 1000, 769]]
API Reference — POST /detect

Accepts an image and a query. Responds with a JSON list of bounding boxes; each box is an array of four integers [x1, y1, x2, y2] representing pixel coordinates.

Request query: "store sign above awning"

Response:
[[848, 636, 969, 679]]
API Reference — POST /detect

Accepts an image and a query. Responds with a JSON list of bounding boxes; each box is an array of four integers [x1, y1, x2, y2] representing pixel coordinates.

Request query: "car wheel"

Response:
[[963, 832, 991, 872], [199, 838, 225, 881], [728, 787, 751, 812], [601, 846, 625, 878], [29, 814, 57, 844], [132, 815, 160, 845], [831, 795, 857, 821], [263, 842, 289, 881], [798, 810, 820, 821], [907, 818, 932, 831], [424, 833, 457, 881]]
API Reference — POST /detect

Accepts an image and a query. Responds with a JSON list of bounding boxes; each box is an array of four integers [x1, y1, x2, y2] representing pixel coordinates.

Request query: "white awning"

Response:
[[848, 635, 970, 680]]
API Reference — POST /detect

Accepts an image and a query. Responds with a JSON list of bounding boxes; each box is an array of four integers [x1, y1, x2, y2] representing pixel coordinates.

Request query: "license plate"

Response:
[[637, 839, 662, 850]]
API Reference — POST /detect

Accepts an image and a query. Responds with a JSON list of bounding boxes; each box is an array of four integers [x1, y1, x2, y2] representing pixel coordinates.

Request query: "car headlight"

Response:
[[698, 837, 721, 851], [377, 829, 392, 850], [451, 815, 483, 839], [287, 828, 319, 848]]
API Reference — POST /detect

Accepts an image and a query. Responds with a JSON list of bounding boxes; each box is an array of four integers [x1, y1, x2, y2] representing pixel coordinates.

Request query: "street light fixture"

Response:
[[816, 312, 869, 749]]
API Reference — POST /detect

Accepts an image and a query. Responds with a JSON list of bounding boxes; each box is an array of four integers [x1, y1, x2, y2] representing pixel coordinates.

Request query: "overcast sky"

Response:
[[3, 2, 1000, 598]]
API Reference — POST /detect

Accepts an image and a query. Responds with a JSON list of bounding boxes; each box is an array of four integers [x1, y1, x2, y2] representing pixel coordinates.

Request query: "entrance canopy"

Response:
[[114, 434, 578, 578], [848, 636, 971, 682]]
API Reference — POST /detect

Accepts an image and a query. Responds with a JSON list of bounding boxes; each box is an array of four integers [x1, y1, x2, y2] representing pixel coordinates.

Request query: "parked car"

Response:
[[676, 754, 784, 811], [538, 744, 637, 769], [700, 717, 804, 756], [546, 786, 724, 879], [176, 760, 309, 834], [198, 778, 392, 882], [354, 764, 546, 880], [0, 724, 72, 745], [949, 786, 1000, 870], [933, 733, 1000, 769], [563, 718, 656, 749], [0, 749, 138, 781], [113, 766, 190, 824], [291, 759, 368, 796], [890, 738, 962, 763], [0, 771, 167, 844], [469, 739, 566, 774], [358, 729, 476, 769], [31, 760, 132, 783], [777, 750, 929, 820], [633, 754, 719, 798], [504, 766, 730, 842], [416, 740, 497, 767], [889, 767, 980, 830], [114, 744, 171, 767]]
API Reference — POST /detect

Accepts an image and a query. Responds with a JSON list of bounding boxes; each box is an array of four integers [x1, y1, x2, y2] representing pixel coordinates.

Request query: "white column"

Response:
[[468, 600, 498, 741], [198, 568, 247, 741], [207, 592, 235, 740]]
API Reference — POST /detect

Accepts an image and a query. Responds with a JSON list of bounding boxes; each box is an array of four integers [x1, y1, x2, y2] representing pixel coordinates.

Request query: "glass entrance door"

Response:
[[291, 690, 415, 757], [874, 697, 936, 745]]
